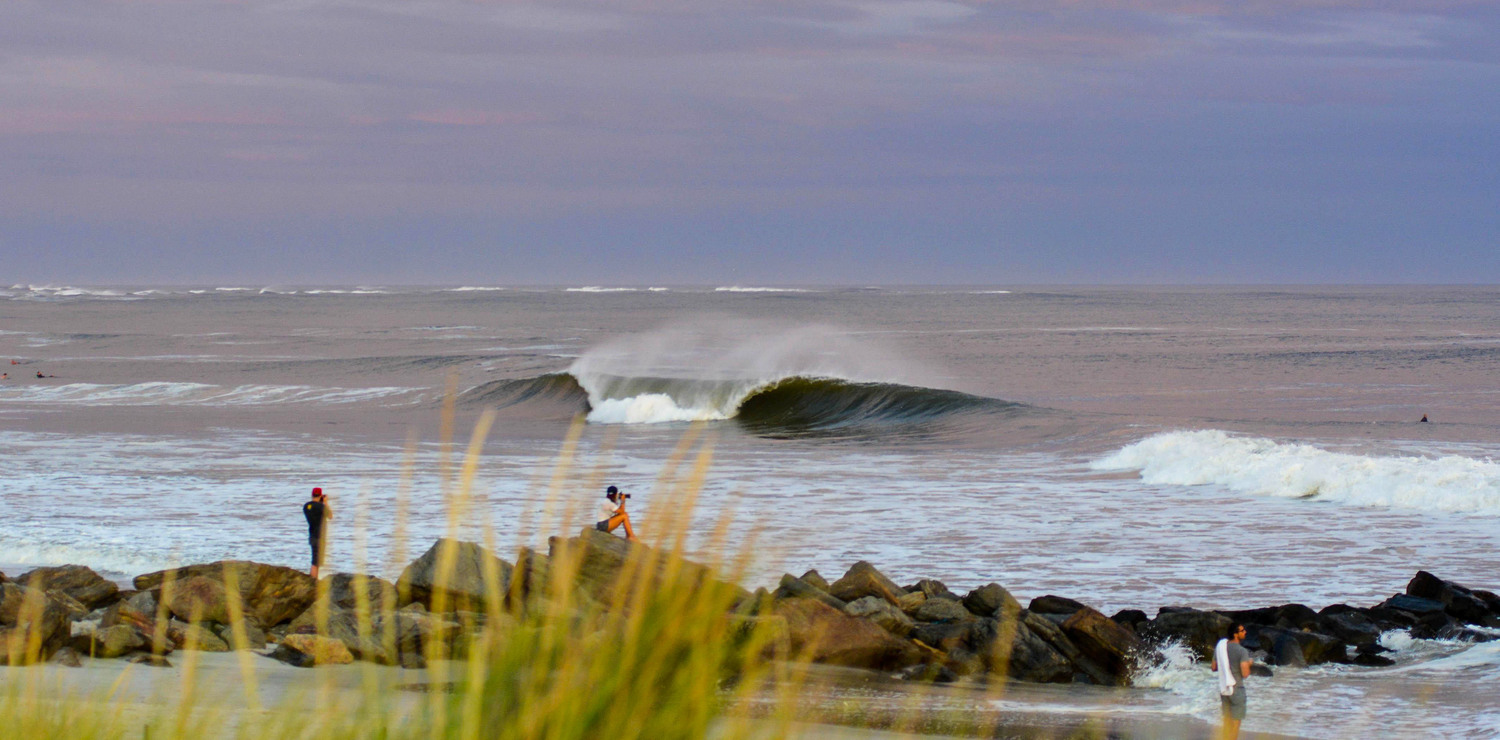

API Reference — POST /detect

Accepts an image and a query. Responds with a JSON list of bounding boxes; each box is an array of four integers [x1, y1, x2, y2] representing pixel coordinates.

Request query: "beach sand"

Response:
[[2, 651, 1307, 739]]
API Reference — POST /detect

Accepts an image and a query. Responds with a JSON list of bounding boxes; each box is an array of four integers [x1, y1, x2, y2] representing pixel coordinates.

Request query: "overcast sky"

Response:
[[2, 0, 1496, 284]]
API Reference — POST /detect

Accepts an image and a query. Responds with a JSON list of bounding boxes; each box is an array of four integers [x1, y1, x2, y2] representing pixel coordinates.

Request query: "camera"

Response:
[[619, 493, 632, 500]]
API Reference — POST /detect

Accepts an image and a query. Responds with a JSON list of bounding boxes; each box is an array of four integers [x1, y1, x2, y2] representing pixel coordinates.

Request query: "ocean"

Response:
[[2, 284, 1498, 737]]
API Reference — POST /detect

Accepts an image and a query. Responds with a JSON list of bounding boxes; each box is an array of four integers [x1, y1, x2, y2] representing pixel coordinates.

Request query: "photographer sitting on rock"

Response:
[[595, 485, 637, 541]]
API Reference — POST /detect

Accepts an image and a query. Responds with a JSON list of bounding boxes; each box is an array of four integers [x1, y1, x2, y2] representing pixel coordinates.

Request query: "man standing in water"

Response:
[[1211, 622, 1252, 740], [303, 487, 331, 578], [595, 485, 637, 541]]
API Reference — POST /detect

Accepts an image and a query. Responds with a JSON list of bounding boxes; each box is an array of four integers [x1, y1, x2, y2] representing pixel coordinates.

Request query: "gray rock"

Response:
[[1022, 611, 1114, 686], [1028, 595, 1087, 616], [843, 595, 915, 637], [1061, 607, 1143, 685], [962, 584, 1021, 619], [127, 654, 172, 668], [15, 565, 120, 610], [397, 539, 514, 613], [912, 597, 975, 624], [800, 570, 831, 593], [775, 574, 847, 610], [323, 573, 399, 612], [907, 579, 959, 601], [828, 562, 906, 606], [1142, 607, 1232, 660], [50, 645, 84, 667], [0, 583, 74, 664], [135, 561, 316, 627], [91, 624, 147, 658], [968, 617, 1074, 684]]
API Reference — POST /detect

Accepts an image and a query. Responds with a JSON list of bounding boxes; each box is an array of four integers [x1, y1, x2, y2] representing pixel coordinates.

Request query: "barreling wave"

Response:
[[1092, 430, 1500, 516], [461, 372, 1022, 436]]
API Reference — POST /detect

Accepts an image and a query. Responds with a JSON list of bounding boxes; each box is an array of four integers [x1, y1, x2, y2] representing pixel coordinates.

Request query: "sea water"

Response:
[[2, 284, 1499, 737]]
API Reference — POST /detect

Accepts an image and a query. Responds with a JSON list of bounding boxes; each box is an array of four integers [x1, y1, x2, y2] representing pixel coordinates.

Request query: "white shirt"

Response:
[[597, 498, 621, 522]]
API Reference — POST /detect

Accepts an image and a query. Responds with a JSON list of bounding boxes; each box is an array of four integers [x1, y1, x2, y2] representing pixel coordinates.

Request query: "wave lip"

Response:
[[1091, 430, 1500, 515], [714, 286, 808, 293]]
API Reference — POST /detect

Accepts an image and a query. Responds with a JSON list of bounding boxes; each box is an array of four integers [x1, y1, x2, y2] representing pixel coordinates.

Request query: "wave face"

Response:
[[1092, 430, 1500, 515]]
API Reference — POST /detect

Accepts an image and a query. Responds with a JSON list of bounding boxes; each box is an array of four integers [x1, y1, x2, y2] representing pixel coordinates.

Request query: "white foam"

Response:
[[714, 286, 808, 293], [0, 382, 422, 407], [969, 290, 1012, 294], [585, 393, 732, 424], [448, 286, 506, 292], [1091, 430, 1500, 515], [566, 286, 637, 293]]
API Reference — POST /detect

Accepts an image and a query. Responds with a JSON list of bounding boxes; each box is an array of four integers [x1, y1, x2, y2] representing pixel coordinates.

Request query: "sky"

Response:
[[2, 0, 1497, 284]]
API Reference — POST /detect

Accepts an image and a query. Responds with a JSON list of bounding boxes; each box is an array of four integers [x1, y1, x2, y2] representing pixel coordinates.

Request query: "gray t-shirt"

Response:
[[1221, 640, 1252, 690]]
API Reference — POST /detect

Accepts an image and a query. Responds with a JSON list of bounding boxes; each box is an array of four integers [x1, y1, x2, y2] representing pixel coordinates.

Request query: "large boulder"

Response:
[[800, 570, 832, 593], [101, 591, 159, 632], [0, 583, 73, 664], [276, 634, 354, 666], [912, 598, 976, 624], [773, 597, 924, 671], [775, 574, 847, 610], [174, 623, 230, 652], [323, 573, 399, 612], [546, 530, 747, 608], [376, 609, 466, 661], [1022, 611, 1115, 685], [962, 584, 1021, 619], [1028, 595, 1088, 617], [967, 617, 1074, 684], [135, 561, 315, 627], [1141, 607, 1232, 660], [1317, 607, 1383, 646], [1246, 626, 1346, 666], [844, 596, 915, 637], [398, 539, 514, 613], [15, 566, 120, 610], [906, 579, 959, 601], [163, 576, 231, 624], [1407, 571, 1499, 627], [1061, 607, 1143, 685], [85, 624, 147, 658], [827, 562, 906, 606]]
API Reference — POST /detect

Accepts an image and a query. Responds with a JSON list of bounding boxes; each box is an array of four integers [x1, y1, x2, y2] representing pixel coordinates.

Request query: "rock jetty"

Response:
[[3, 534, 1498, 687]]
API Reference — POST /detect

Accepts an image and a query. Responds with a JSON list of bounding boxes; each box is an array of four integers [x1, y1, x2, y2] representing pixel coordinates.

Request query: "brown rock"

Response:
[[90, 624, 147, 658], [323, 573, 399, 611], [800, 570, 831, 592], [280, 633, 354, 665], [547, 530, 747, 609], [397, 539, 514, 613], [0, 583, 73, 664], [775, 574, 847, 610], [176, 623, 230, 652], [50, 645, 84, 667], [843, 595, 916, 637], [16, 566, 120, 610], [968, 617, 1075, 684], [127, 654, 172, 668], [1023, 611, 1115, 686], [896, 591, 927, 614], [134, 561, 315, 627], [912, 598, 975, 624], [828, 562, 906, 606], [962, 584, 1021, 619], [164, 576, 231, 624], [773, 597, 924, 671], [1062, 606, 1143, 684]]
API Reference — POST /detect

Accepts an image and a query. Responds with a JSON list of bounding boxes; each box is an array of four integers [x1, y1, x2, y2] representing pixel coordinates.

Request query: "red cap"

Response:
[[312, 487, 323, 496]]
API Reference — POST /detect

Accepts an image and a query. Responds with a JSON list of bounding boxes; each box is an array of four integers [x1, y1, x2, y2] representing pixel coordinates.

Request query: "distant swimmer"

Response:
[[1420, 414, 1429, 423], [36, 371, 44, 378], [595, 485, 637, 541], [303, 487, 332, 579]]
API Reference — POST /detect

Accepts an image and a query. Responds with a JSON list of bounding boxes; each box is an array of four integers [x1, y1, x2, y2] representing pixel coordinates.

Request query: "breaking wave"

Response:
[[460, 372, 1020, 434], [1092, 430, 1500, 515]]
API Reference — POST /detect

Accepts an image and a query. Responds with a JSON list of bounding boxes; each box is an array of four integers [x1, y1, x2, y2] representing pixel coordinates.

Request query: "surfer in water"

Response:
[[595, 485, 637, 541]]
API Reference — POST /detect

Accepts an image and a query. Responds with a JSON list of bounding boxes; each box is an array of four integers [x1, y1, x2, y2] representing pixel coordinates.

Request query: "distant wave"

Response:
[[460, 372, 1020, 435], [714, 286, 808, 293], [0, 382, 425, 407], [566, 286, 637, 293], [1092, 430, 1500, 515], [447, 286, 506, 292]]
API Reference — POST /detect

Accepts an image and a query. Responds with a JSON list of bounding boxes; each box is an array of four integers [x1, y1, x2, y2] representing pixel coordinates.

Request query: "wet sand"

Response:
[[1, 652, 1307, 739]]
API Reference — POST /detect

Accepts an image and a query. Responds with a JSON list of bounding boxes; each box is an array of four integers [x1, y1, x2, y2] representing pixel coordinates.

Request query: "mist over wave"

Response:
[[1092, 430, 1500, 515], [457, 320, 1023, 435]]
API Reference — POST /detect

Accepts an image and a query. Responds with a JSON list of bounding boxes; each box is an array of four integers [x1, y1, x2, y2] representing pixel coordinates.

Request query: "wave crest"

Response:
[[1092, 430, 1500, 515]]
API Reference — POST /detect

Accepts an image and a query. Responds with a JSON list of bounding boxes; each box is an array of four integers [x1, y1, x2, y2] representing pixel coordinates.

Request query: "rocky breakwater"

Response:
[[5, 537, 1498, 688]]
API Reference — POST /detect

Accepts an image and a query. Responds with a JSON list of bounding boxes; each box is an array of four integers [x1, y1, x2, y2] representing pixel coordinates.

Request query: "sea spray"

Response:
[[567, 318, 927, 424], [1092, 430, 1500, 515]]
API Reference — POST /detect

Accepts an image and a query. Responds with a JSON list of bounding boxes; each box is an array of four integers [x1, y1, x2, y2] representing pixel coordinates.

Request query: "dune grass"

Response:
[[0, 408, 818, 740]]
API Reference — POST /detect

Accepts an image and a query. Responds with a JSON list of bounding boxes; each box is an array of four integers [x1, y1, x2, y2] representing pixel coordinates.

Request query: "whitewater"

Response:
[[3, 285, 1499, 737]]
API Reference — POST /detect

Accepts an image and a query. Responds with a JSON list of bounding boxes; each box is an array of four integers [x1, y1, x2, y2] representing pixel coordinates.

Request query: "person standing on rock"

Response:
[[303, 487, 332, 578], [595, 485, 637, 541], [1211, 622, 1252, 740]]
